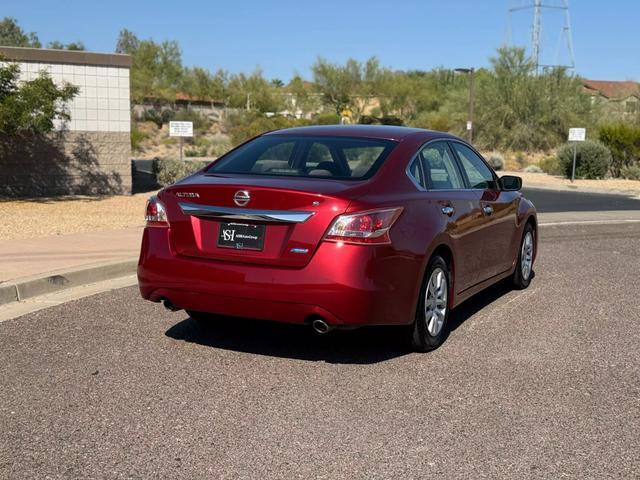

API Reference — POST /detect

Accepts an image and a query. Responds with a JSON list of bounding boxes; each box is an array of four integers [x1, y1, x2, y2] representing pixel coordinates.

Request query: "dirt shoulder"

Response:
[[0, 194, 150, 241], [504, 170, 640, 197]]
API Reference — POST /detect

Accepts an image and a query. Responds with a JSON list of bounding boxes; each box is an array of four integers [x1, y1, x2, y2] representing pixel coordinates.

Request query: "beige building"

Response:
[[582, 79, 640, 116], [0, 47, 132, 196]]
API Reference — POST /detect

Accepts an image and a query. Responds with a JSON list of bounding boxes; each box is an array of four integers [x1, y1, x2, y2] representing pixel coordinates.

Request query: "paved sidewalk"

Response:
[[0, 227, 142, 283]]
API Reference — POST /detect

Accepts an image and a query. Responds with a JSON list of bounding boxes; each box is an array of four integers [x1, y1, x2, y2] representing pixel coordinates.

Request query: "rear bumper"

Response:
[[137, 228, 421, 326]]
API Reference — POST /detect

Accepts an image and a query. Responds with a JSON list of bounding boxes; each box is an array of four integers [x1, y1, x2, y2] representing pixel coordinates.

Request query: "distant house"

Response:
[[582, 79, 640, 115]]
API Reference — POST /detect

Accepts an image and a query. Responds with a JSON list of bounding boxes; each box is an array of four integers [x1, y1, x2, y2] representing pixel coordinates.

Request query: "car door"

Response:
[[414, 141, 486, 293], [449, 141, 519, 280]]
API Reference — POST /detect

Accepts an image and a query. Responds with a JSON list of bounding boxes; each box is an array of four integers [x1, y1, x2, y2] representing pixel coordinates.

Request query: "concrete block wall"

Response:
[[0, 47, 133, 197]]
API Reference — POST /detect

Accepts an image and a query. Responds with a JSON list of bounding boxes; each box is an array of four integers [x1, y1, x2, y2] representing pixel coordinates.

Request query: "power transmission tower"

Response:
[[506, 0, 576, 73]]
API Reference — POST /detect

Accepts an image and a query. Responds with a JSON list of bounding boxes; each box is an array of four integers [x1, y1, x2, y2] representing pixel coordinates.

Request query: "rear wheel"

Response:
[[410, 255, 451, 352], [513, 224, 535, 289]]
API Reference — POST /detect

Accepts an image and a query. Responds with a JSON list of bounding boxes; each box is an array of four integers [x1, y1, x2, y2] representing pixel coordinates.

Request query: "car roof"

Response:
[[265, 124, 458, 142]]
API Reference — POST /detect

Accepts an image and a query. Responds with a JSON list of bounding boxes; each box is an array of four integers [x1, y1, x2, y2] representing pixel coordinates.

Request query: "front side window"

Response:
[[420, 142, 464, 190], [451, 143, 495, 189], [208, 136, 397, 180]]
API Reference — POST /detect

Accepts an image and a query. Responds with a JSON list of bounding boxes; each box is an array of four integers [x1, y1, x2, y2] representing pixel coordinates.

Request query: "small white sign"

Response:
[[169, 121, 193, 137], [466, 121, 473, 131], [568, 128, 586, 142]]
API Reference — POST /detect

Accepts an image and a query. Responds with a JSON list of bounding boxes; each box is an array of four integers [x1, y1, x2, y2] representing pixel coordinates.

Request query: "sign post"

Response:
[[568, 128, 586, 182], [169, 121, 194, 161]]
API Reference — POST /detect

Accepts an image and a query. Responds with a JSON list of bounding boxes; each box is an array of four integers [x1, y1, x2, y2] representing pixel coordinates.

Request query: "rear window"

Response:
[[207, 135, 397, 180]]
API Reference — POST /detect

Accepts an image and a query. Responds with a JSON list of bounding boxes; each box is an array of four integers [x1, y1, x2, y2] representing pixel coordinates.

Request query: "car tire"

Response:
[[410, 255, 451, 352], [513, 223, 535, 290]]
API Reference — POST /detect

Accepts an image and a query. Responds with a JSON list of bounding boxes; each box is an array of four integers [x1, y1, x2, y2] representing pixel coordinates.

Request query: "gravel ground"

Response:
[[1, 223, 639, 479], [0, 194, 149, 241]]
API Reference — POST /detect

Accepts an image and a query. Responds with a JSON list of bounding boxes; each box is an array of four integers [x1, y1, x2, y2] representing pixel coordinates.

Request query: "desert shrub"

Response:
[[313, 113, 341, 125], [153, 158, 209, 186], [172, 108, 211, 133], [409, 111, 453, 132], [142, 108, 174, 128], [514, 152, 527, 169], [538, 156, 563, 175], [207, 137, 232, 157], [620, 165, 640, 180], [524, 165, 543, 173], [359, 115, 403, 126], [487, 152, 505, 171], [557, 140, 612, 179], [130, 125, 147, 152], [227, 111, 309, 146], [598, 122, 640, 177]]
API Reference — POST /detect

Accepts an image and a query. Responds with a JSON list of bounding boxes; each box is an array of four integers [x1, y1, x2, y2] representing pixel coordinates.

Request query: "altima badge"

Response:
[[234, 190, 250, 207]]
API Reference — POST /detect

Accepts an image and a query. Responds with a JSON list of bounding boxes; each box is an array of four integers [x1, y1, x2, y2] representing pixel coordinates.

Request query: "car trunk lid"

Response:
[[160, 173, 370, 267]]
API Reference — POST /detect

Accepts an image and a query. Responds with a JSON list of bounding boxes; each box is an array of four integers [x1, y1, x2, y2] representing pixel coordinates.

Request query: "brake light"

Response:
[[325, 207, 403, 245], [145, 196, 168, 227]]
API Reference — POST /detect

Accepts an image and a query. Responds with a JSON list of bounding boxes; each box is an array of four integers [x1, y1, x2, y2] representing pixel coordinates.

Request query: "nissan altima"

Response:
[[138, 125, 537, 351]]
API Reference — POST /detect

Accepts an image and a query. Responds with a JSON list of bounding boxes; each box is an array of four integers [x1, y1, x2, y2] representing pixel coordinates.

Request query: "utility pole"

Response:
[[532, 0, 542, 74], [455, 68, 475, 143], [506, 0, 575, 72]]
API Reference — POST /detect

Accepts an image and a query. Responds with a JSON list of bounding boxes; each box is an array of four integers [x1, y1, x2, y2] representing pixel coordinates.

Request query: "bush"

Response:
[[620, 165, 640, 180], [141, 108, 174, 128], [524, 165, 543, 173], [130, 126, 147, 152], [313, 113, 341, 125], [538, 156, 563, 175], [172, 108, 211, 133], [227, 111, 309, 146], [153, 158, 209, 186], [557, 140, 612, 179], [487, 152, 505, 171], [598, 123, 640, 177]]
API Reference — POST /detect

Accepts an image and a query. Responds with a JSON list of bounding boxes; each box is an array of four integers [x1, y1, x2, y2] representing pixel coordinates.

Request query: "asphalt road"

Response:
[[522, 187, 640, 212], [2, 221, 639, 479]]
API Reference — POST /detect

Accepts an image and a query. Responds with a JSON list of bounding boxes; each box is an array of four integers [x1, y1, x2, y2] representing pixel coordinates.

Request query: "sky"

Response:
[[4, 0, 639, 81]]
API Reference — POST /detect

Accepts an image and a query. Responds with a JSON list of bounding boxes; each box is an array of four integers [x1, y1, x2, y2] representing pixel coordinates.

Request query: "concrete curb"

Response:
[[0, 258, 138, 306], [522, 182, 640, 199]]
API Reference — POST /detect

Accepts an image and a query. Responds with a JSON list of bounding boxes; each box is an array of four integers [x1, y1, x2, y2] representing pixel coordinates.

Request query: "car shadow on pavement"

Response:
[[164, 273, 531, 364], [165, 316, 411, 364]]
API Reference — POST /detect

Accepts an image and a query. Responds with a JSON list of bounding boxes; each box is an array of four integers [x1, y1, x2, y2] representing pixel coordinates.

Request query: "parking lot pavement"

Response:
[[1, 222, 639, 479]]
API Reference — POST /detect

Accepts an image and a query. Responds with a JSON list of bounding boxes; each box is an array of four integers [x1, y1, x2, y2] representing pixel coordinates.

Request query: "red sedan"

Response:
[[138, 125, 537, 351]]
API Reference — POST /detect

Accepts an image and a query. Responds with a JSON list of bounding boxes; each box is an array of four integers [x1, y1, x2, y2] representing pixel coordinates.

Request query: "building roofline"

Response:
[[0, 46, 132, 68]]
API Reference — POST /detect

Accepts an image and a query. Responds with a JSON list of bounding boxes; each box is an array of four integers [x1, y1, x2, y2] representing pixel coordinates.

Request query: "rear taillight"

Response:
[[145, 196, 168, 227], [324, 207, 403, 245]]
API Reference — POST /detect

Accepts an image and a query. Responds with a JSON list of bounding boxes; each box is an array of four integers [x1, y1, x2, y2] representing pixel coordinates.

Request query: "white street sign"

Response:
[[568, 128, 586, 142], [466, 121, 473, 131], [169, 121, 193, 137]]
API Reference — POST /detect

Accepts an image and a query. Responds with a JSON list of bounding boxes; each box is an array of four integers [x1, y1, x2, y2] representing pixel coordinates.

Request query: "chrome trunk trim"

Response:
[[178, 202, 315, 224]]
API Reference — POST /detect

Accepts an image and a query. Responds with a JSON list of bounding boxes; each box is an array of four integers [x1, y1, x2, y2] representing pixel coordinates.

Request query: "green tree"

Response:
[[0, 60, 78, 134], [181, 67, 227, 100], [47, 40, 86, 51], [312, 57, 363, 115], [128, 39, 184, 103], [474, 47, 593, 151], [0, 17, 41, 47], [115, 29, 140, 55], [226, 69, 284, 113]]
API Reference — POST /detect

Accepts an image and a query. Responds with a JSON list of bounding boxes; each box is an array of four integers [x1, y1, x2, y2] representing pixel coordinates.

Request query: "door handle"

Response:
[[441, 206, 455, 216], [482, 205, 494, 215]]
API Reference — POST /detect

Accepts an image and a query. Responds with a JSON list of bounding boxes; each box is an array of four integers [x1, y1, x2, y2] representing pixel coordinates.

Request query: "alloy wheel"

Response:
[[521, 231, 534, 280], [425, 267, 448, 336]]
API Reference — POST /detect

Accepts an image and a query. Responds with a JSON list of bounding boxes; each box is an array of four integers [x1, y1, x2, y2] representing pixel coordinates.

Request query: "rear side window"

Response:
[[451, 143, 495, 189], [420, 143, 464, 190], [208, 136, 397, 180]]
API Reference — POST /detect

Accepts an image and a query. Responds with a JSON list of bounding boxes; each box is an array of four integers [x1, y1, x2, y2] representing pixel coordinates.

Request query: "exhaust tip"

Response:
[[162, 299, 178, 312], [311, 318, 332, 335]]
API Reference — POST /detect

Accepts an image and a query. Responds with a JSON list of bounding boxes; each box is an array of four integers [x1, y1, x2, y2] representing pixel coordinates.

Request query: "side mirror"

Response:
[[499, 175, 522, 191]]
